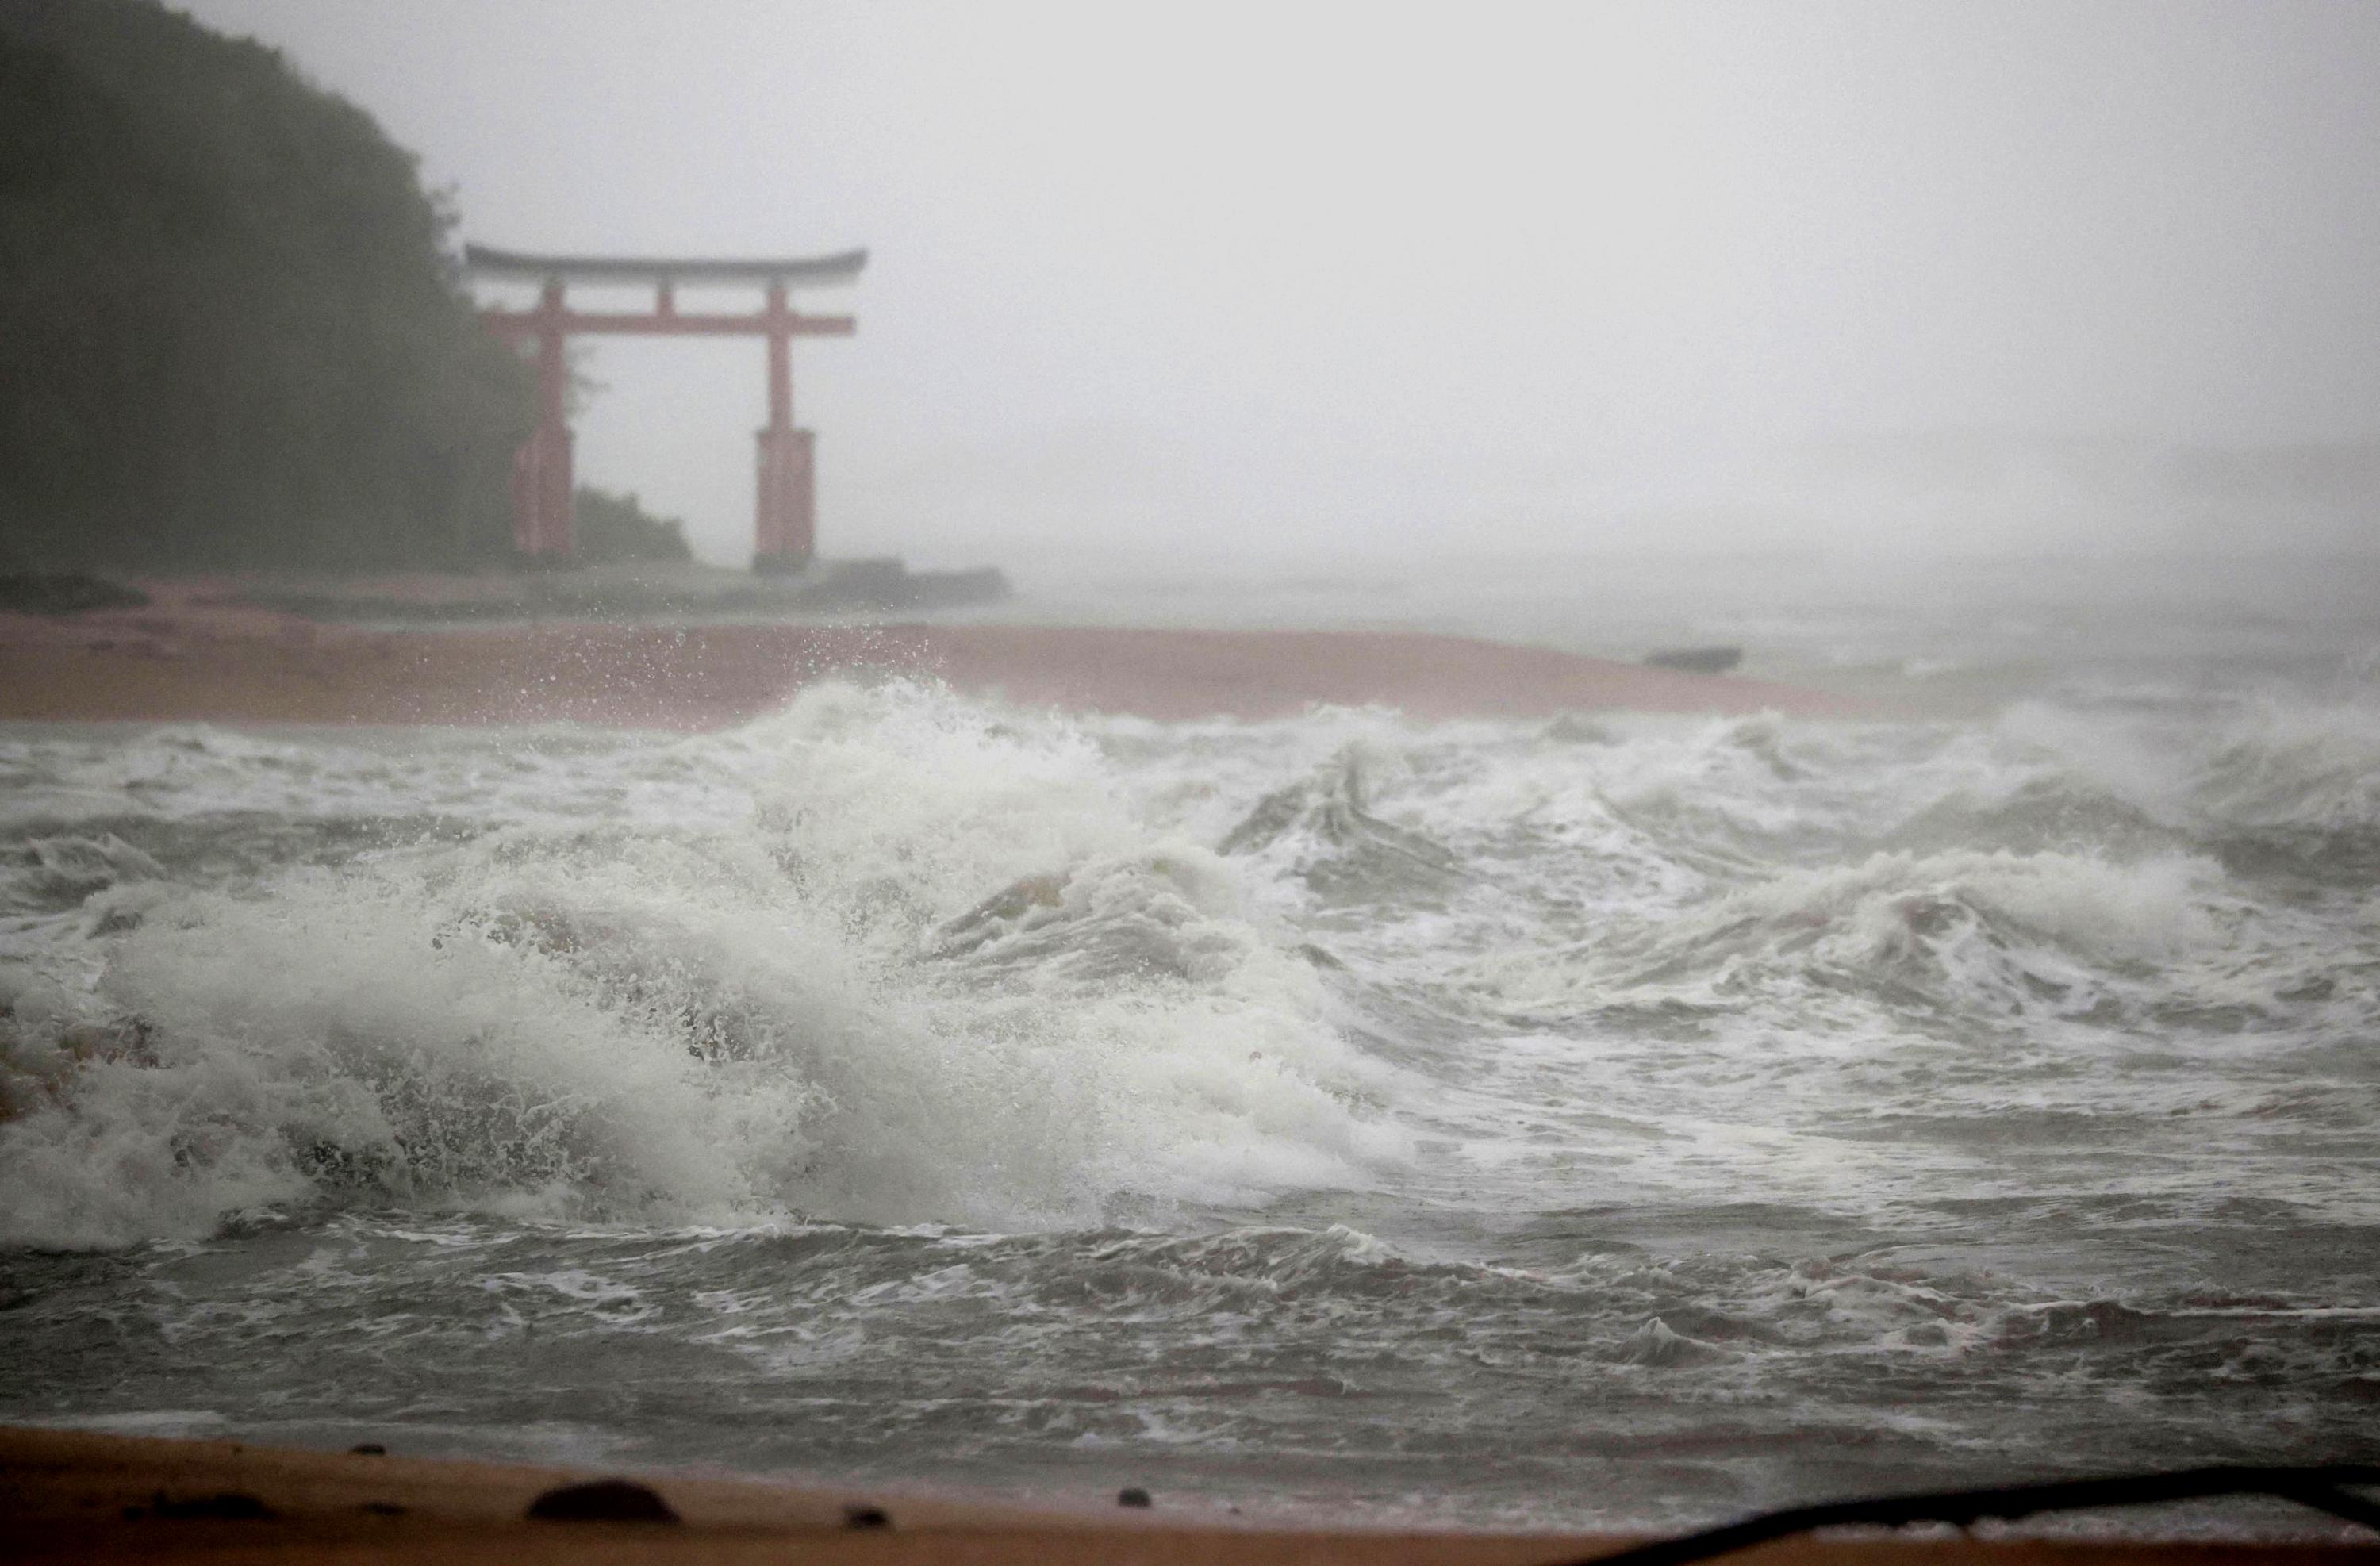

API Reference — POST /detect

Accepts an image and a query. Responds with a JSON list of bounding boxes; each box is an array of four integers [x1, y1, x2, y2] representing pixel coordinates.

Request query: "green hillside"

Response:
[[0, 0, 532, 570]]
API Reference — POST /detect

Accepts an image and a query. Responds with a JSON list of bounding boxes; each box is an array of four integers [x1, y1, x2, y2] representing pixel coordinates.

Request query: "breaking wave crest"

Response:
[[1478, 847, 2228, 1026], [5, 679, 2377, 1255], [0, 683, 1404, 1248]]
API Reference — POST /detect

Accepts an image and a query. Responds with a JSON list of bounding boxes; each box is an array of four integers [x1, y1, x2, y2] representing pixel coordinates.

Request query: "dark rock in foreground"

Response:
[[524, 1479, 680, 1523]]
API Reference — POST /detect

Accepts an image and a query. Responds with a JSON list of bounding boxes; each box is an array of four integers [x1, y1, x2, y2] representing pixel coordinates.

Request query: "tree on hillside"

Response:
[[0, 0, 532, 570], [574, 486, 693, 563]]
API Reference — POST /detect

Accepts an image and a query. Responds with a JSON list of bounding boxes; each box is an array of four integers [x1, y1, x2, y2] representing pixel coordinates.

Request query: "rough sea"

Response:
[[5, 551, 2378, 1537]]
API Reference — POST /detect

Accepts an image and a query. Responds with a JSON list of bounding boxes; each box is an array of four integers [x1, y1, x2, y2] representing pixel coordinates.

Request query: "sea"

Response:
[[4, 547, 2378, 1537]]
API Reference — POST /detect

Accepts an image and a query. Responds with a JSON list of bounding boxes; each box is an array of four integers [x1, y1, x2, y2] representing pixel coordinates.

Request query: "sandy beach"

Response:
[[0, 580, 1859, 728], [9, 1426, 2370, 1565]]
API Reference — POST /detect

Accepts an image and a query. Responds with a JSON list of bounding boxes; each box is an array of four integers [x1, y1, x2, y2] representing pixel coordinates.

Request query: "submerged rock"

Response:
[[933, 871, 1069, 955], [1615, 1317, 1729, 1368]]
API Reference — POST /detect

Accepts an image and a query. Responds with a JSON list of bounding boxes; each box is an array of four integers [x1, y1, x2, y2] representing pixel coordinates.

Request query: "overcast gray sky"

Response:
[[175, 1, 2380, 564]]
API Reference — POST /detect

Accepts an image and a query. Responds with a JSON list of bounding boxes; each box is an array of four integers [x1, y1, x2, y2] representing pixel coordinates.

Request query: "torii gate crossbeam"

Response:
[[464, 244, 865, 572]]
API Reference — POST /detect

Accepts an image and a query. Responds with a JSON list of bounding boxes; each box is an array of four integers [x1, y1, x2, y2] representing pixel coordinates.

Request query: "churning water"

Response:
[[4, 566, 2378, 1534]]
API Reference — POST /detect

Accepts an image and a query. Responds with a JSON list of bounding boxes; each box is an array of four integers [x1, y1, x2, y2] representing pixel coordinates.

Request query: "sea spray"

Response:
[[0, 682, 1405, 1248]]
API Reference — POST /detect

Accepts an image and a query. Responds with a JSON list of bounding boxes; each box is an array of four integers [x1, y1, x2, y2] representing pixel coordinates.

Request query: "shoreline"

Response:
[[6, 1426, 2369, 1564], [0, 584, 1866, 729]]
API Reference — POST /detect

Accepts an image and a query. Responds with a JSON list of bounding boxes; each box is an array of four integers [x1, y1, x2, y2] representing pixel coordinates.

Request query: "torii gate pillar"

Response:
[[512, 278, 575, 560], [752, 282, 816, 573]]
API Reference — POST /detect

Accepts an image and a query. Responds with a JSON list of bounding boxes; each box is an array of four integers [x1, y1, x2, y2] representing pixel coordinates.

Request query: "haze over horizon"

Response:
[[172, 0, 2380, 566]]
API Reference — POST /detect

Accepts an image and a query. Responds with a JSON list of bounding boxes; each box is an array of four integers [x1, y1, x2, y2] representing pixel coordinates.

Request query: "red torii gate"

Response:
[[464, 244, 866, 571]]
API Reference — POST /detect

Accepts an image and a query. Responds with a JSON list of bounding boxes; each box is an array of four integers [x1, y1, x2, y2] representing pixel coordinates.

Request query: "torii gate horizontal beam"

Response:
[[476, 308, 854, 339], [463, 243, 866, 287]]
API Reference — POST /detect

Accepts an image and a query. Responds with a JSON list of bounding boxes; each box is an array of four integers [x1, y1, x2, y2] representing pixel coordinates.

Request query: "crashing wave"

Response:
[[0, 682, 1407, 1249]]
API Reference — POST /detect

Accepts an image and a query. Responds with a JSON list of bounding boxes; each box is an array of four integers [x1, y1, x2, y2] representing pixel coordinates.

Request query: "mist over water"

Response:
[[5, 571, 2377, 1532], [164, 1, 2380, 565]]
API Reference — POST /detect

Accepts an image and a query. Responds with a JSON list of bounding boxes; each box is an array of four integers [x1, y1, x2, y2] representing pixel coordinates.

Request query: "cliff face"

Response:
[[0, 0, 532, 570]]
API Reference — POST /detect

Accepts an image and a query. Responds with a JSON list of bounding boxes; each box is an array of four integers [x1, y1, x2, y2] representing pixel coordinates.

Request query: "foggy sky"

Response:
[[171, 1, 2380, 565]]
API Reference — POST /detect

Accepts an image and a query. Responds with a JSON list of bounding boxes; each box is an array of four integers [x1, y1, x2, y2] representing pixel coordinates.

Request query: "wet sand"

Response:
[[7, 1426, 2369, 1565], [0, 583, 1858, 727]]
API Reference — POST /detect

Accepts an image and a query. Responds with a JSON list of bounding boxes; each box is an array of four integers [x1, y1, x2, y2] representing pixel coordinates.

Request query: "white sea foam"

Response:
[[3, 677, 2375, 1249], [0, 683, 1407, 1248]]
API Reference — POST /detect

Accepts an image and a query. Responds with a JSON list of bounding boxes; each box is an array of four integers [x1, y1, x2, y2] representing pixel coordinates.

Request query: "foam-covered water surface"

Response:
[[4, 670, 2378, 1532]]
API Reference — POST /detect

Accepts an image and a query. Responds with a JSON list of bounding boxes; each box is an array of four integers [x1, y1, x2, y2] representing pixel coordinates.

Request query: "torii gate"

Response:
[[463, 244, 866, 571]]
